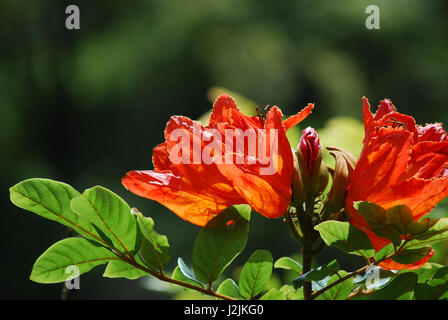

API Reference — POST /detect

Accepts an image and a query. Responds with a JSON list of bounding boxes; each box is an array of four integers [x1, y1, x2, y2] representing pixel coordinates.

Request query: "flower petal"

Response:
[[282, 103, 314, 131], [373, 98, 397, 120], [418, 123, 448, 142], [122, 170, 244, 226], [209, 94, 262, 130], [216, 106, 293, 218], [376, 112, 418, 142], [122, 114, 247, 226], [387, 176, 448, 220], [378, 249, 435, 271], [208, 94, 238, 127], [361, 97, 377, 142], [347, 97, 448, 270], [152, 142, 177, 172], [347, 126, 413, 205], [405, 141, 448, 180]]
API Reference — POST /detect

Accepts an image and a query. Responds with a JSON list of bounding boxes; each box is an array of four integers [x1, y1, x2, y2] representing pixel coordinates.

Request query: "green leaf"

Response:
[[274, 257, 302, 273], [135, 211, 170, 271], [391, 246, 433, 265], [192, 205, 251, 285], [9, 179, 99, 241], [353, 273, 417, 300], [279, 285, 304, 300], [373, 243, 395, 263], [238, 250, 273, 299], [216, 279, 242, 300], [354, 201, 402, 246], [70, 186, 139, 255], [316, 271, 353, 300], [405, 218, 448, 249], [401, 263, 445, 284], [177, 257, 204, 287], [414, 266, 448, 300], [433, 266, 448, 281], [385, 205, 414, 234], [103, 257, 147, 280], [354, 266, 396, 291], [171, 265, 202, 289], [30, 237, 117, 283], [292, 260, 340, 289], [259, 288, 286, 300], [315, 221, 375, 258], [407, 218, 433, 235]]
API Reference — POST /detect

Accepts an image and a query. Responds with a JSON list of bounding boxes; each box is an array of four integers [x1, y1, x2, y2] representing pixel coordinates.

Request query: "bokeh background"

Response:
[[2, 0, 448, 299]]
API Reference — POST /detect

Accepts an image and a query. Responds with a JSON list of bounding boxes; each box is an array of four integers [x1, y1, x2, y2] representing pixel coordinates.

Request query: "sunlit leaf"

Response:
[[70, 186, 139, 255], [405, 218, 448, 249], [135, 211, 170, 271], [171, 265, 202, 289], [352, 273, 417, 300], [292, 260, 340, 289], [10, 179, 99, 242], [316, 271, 353, 300], [274, 257, 302, 273], [315, 220, 375, 258], [177, 257, 204, 287], [192, 205, 250, 285], [30, 237, 117, 283], [216, 279, 242, 300], [414, 266, 448, 300], [238, 250, 273, 299], [259, 288, 286, 300], [103, 257, 147, 280]]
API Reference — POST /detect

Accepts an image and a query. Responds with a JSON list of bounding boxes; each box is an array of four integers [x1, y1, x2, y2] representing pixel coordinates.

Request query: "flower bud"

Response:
[[323, 146, 357, 216], [299, 127, 320, 176], [296, 127, 329, 198]]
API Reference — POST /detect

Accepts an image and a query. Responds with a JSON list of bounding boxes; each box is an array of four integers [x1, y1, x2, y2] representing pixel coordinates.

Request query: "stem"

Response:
[[302, 235, 313, 300], [311, 264, 369, 299], [299, 198, 317, 300], [311, 245, 401, 300], [119, 255, 236, 300]]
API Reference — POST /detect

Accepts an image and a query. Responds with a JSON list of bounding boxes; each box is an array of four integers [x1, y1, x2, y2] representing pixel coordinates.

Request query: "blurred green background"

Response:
[[2, 0, 448, 299]]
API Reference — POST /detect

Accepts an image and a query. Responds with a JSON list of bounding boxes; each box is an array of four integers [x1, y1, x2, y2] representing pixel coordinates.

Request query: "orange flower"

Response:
[[122, 94, 314, 226], [345, 97, 448, 270]]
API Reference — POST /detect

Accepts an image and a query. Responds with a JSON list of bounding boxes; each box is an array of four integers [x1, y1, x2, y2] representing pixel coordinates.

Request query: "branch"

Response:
[[311, 264, 369, 299], [311, 245, 402, 300], [120, 255, 237, 300]]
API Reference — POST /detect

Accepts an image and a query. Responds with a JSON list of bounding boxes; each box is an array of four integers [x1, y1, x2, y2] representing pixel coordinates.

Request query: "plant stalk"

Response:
[[300, 198, 317, 300]]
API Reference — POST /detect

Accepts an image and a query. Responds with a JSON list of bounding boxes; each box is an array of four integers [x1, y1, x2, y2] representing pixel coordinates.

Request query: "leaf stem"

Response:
[[311, 264, 369, 299], [311, 244, 402, 300], [300, 198, 317, 300], [120, 255, 236, 300]]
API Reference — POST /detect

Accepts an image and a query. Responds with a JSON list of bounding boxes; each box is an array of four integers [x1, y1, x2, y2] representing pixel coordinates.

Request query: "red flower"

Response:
[[299, 127, 321, 176], [122, 94, 314, 226], [345, 97, 448, 270]]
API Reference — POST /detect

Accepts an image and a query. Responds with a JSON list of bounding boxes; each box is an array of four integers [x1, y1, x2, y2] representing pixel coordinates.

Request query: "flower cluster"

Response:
[[123, 94, 448, 270]]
